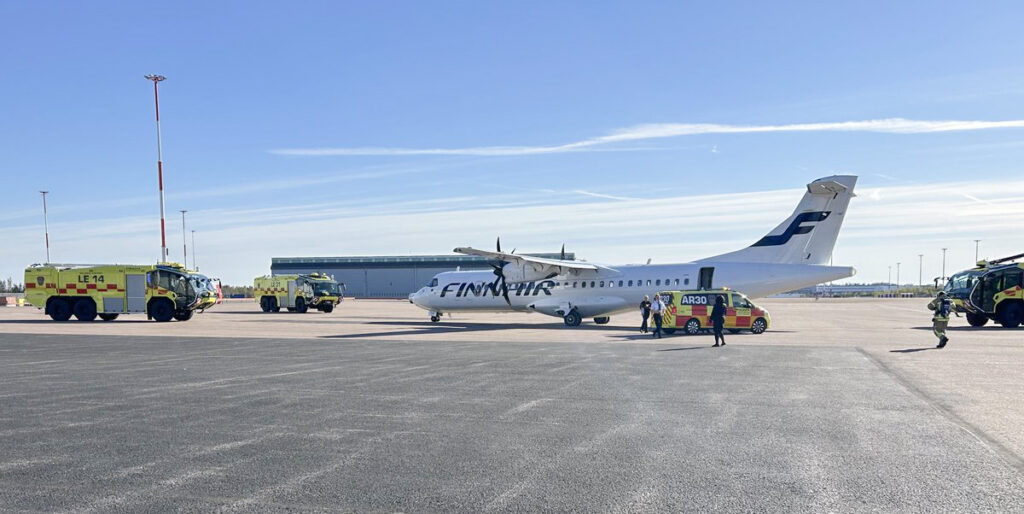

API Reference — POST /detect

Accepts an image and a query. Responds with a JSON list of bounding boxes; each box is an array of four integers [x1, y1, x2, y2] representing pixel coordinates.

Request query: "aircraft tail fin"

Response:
[[701, 175, 857, 265]]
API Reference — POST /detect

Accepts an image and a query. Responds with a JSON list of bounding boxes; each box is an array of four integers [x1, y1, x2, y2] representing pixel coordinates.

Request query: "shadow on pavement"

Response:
[[890, 347, 937, 353], [322, 320, 638, 338], [656, 346, 707, 352]]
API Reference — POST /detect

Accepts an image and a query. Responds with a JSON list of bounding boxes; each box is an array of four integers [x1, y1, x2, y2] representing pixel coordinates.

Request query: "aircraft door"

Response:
[[698, 267, 714, 290]]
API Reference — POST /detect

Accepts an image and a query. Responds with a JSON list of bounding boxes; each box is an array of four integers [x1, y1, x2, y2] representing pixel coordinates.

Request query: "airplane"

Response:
[[409, 175, 858, 326]]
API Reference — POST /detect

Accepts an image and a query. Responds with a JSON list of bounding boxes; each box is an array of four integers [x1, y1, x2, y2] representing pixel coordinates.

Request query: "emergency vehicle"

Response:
[[24, 262, 216, 322], [658, 288, 770, 335], [944, 252, 1024, 328], [254, 273, 342, 313]]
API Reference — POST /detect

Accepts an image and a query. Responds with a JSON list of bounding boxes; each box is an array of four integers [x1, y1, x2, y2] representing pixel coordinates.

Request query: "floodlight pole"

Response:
[[941, 248, 948, 283], [191, 230, 197, 271], [896, 262, 900, 292], [145, 74, 168, 262], [918, 254, 923, 287], [974, 239, 981, 262], [40, 191, 50, 263], [180, 210, 188, 266]]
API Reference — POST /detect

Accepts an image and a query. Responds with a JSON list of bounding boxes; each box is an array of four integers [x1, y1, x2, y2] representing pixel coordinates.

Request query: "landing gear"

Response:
[[593, 316, 610, 325], [563, 309, 582, 327], [430, 311, 442, 322]]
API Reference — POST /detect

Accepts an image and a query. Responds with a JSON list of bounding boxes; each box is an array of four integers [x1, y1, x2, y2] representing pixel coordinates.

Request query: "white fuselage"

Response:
[[409, 261, 854, 319]]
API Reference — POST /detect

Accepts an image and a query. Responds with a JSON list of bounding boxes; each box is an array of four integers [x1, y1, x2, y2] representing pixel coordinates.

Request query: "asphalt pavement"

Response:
[[1, 333, 1022, 512]]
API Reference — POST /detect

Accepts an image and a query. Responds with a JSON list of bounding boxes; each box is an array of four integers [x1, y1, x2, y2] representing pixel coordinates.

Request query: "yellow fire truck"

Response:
[[24, 262, 216, 322], [253, 273, 342, 313], [944, 252, 1024, 328]]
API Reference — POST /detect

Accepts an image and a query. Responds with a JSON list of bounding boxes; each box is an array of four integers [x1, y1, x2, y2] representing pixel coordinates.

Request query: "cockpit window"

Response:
[[429, 278, 438, 288]]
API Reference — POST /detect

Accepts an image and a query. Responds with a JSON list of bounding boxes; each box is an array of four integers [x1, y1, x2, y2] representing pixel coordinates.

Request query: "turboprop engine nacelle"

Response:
[[501, 262, 557, 284]]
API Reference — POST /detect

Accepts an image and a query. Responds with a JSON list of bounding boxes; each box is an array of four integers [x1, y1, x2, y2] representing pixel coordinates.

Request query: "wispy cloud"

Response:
[[270, 118, 1024, 157]]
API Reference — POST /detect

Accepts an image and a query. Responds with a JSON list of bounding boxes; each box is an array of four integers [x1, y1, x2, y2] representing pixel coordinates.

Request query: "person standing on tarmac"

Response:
[[639, 295, 652, 333], [650, 294, 665, 338], [711, 295, 727, 347], [928, 291, 955, 348]]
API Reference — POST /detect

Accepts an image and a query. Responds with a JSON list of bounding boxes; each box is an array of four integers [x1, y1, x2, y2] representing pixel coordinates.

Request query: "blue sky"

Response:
[[3, 2, 1024, 285]]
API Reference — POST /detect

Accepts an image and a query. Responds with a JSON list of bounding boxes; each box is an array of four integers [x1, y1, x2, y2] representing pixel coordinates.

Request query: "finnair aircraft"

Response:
[[409, 175, 858, 326]]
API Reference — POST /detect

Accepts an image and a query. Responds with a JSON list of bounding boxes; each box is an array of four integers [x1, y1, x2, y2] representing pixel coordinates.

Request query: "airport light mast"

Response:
[[918, 254, 923, 287], [180, 210, 188, 266], [145, 74, 168, 262], [191, 230, 197, 271], [974, 239, 981, 262], [40, 190, 50, 263], [941, 248, 948, 283]]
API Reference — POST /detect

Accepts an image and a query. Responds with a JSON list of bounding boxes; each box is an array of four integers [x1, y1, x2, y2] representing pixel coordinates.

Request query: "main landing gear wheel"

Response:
[[966, 312, 988, 327], [684, 318, 701, 335], [593, 316, 610, 325], [563, 310, 582, 327]]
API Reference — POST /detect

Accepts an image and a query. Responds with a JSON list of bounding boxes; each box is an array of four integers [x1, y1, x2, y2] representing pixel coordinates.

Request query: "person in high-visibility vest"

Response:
[[927, 291, 954, 348]]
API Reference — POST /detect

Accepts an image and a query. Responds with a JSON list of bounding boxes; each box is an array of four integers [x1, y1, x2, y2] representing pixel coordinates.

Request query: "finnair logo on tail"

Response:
[[752, 211, 831, 247]]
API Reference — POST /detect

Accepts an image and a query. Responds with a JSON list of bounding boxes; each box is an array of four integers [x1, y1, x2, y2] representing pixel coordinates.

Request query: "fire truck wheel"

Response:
[[593, 316, 610, 325], [684, 318, 701, 335], [73, 299, 97, 322], [260, 297, 272, 312], [966, 312, 989, 327], [148, 299, 175, 322], [321, 302, 334, 313], [48, 298, 72, 322], [98, 313, 119, 321], [998, 302, 1023, 328], [173, 310, 195, 321], [295, 297, 308, 313]]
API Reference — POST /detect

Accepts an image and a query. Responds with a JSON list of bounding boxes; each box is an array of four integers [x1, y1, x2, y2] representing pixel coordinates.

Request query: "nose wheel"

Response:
[[563, 309, 582, 327], [430, 312, 442, 323]]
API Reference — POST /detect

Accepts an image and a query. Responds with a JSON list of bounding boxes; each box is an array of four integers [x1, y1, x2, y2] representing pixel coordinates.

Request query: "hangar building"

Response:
[[271, 253, 574, 298]]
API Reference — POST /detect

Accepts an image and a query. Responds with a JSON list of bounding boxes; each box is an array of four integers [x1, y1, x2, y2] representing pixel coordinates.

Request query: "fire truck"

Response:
[[253, 273, 342, 313], [944, 252, 1024, 328], [24, 262, 217, 322]]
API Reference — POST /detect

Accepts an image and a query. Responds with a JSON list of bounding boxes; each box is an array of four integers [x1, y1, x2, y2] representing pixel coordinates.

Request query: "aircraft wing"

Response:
[[453, 247, 603, 274]]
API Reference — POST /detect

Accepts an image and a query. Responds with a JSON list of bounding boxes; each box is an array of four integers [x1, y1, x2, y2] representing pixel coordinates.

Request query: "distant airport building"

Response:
[[271, 253, 574, 298]]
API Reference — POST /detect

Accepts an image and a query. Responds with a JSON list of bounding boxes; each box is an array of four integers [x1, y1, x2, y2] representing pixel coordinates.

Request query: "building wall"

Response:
[[270, 254, 571, 298]]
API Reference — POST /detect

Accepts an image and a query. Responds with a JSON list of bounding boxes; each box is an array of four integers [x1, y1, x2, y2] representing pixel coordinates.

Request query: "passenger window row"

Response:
[[558, 277, 689, 289]]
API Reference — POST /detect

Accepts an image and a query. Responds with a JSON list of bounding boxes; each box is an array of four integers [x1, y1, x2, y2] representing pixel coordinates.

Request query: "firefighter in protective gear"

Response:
[[927, 291, 954, 348]]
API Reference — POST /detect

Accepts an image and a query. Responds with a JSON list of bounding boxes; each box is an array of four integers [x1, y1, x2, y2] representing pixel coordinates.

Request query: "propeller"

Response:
[[490, 237, 512, 306]]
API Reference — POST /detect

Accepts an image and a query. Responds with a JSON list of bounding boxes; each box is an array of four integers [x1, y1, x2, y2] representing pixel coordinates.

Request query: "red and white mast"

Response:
[[145, 74, 168, 262]]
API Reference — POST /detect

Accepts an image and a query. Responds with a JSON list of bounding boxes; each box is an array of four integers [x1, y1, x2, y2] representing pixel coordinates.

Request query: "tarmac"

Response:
[[1, 298, 1022, 512]]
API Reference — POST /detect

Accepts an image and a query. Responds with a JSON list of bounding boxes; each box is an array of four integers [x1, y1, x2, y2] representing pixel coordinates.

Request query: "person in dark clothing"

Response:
[[651, 294, 665, 338], [711, 295, 727, 347], [639, 295, 651, 333]]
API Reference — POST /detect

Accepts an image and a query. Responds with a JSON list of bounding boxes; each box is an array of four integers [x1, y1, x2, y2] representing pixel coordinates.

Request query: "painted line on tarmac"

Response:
[[856, 347, 1024, 474]]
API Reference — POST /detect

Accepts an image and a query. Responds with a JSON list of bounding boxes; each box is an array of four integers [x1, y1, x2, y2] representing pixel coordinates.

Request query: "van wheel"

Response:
[[99, 313, 119, 321], [684, 318, 701, 335], [173, 310, 195, 321], [148, 299, 174, 322], [593, 316, 610, 325], [966, 312, 988, 327], [998, 302, 1023, 328], [49, 298, 72, 321], [295, 297, 308, 313], [73, 299, 97, 321], [563, 310, 582, 327], [751, 318, 768, 334]]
